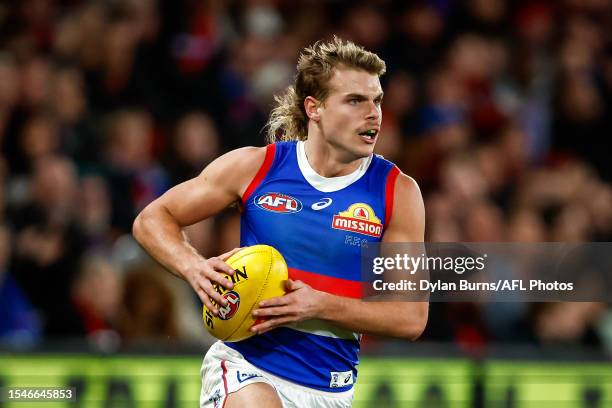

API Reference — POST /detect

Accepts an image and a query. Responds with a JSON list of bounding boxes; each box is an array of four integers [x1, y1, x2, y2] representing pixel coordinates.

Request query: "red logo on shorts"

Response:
[[218, 291, 240, 320], [255, 193, 303, 213]]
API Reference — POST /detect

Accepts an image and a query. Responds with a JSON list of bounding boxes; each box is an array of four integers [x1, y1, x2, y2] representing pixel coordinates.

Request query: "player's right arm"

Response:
[[132, 146, 266, 315]]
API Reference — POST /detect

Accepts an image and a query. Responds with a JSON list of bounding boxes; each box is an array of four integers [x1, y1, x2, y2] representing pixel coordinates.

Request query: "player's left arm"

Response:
[[252, 172, 429, 340]]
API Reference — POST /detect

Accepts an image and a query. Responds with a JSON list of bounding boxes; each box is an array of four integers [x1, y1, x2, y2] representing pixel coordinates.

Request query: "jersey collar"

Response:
[[296, 141, 373, 192]]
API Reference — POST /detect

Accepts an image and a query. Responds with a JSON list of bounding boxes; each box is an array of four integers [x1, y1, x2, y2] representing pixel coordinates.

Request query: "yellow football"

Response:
[[203, 245, 288, 342]]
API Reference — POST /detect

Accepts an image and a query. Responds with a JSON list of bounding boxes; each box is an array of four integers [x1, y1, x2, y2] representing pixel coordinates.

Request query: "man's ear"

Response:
[[304, 96, 321, 121]]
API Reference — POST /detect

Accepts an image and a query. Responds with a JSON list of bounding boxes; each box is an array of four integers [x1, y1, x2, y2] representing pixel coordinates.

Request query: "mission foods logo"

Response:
[[332, 203, 383, 237], [255, 193, 303, 213]]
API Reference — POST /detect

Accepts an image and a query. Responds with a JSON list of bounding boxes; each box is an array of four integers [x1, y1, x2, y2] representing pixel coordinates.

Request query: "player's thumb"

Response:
[[284, 279, 304, 292], [218, 247, 243, 261]]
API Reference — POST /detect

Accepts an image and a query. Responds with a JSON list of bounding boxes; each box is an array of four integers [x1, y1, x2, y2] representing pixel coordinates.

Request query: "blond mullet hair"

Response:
[[266, 36, 386, 143]]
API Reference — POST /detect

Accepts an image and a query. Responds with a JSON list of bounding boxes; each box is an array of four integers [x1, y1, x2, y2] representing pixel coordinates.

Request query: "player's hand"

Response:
[[250, 279, 323, 334], [185, 247, 242, 316]]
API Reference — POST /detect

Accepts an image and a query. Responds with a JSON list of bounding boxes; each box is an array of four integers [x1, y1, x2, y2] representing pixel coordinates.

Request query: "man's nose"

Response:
[[365, 100, 380, 120]]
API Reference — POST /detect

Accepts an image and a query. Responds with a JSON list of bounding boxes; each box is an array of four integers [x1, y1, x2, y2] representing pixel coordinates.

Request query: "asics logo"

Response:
[[311, 198, 333, 210]]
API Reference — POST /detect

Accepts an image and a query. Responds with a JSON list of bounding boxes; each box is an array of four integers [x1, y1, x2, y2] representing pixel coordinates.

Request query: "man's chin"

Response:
[[341, 149, 373, 165], [330, 139, 375, 161], [353, 141, 376, 158]]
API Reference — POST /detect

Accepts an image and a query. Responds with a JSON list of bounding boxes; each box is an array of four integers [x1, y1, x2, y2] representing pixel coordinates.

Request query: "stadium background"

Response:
[[0, 0, 611, 406]]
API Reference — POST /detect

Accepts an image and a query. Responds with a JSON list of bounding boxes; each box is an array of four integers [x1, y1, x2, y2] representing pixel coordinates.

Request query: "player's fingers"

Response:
[[208, 258, 236, 277], [258, 294, 290, 308], [200, 279, 228, 307], [197, 287, 219, 315], [252, 316, 293, 334], [209, 273, 233, 291], [217, 247, 242, 262], [253, 306, 291, 318], [203, 265, 234, 291]]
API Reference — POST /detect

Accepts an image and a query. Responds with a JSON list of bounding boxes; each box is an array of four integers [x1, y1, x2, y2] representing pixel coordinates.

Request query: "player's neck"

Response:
[[303, 138, 364, 178]]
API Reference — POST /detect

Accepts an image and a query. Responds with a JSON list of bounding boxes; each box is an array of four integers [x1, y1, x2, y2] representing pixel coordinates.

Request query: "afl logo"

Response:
[[218, 291, 240, 320], [255, 193, 303, 213]]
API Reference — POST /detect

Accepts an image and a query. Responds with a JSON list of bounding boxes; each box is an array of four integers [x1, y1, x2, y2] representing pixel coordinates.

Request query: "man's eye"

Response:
[[349, 99, 360, 105]]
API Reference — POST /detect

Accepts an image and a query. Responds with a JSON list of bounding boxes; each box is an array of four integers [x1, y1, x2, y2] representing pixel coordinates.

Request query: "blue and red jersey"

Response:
[[225, 140, 399, 392]]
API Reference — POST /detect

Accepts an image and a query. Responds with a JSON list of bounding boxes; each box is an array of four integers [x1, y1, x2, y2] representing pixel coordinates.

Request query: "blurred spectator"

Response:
[[10, 156, 87, 337], [380, 70, 417, 136], [103, 108, 169, 232], [384, 3, 445, 77], [13, 111, 59, 174], [0, 223, 41, 346], [462, 200, 506, 242], [20, 55, 52, 110], [530, 302, 605, 347], [164, 112, 220, 184], [71, 254, 122, 347], [77, 174, 113, 248], [117, 265, 178, 344], [0, 54, 20, 139], [507, 208, 547, 242], [341, 3, 389, 51], [583, 182, 612, 241], [85, 9, 141, 113], [51, 64, 101, 167]]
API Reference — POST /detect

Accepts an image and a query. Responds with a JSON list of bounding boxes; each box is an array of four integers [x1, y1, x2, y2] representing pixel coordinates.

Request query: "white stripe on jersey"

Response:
[[286, 320, 360, 341]]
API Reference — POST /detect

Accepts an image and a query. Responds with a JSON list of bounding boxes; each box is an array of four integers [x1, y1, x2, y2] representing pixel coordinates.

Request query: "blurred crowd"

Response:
[[0, 0, 611, 355]]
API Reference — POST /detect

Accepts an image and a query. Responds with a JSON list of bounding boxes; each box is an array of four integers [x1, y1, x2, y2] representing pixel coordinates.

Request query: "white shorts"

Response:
[[200, 341, 354, 408]]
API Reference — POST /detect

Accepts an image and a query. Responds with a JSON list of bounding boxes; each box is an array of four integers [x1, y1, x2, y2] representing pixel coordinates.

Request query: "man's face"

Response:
[[317, 67, 383, 159]]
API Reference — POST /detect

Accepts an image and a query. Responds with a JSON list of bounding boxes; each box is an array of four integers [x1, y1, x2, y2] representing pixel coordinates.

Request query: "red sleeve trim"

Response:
[[221, 360, 229, 408], [241, 144, 276, 204], [384, 166, 400, 228]]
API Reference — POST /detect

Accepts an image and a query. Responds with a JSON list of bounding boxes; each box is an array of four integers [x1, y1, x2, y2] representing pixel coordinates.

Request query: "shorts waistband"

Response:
[[218, 341, 355, 398]]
